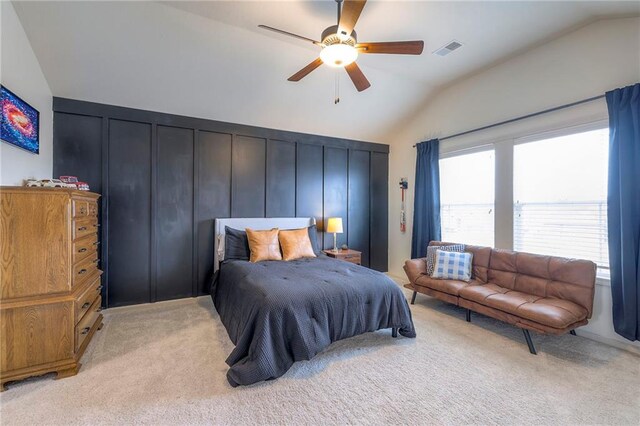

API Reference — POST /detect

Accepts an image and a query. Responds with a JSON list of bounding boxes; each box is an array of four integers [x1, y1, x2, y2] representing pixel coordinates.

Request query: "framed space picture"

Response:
[[1, 85, 40, 154]]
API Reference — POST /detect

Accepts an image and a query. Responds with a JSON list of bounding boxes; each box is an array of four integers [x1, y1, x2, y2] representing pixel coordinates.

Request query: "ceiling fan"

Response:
[[258, 0, 424, 92]]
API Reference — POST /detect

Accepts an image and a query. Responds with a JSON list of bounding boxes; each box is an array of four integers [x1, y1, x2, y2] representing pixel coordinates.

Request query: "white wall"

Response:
[[387, 17, 640, 352], [0, 1, 53, 186]]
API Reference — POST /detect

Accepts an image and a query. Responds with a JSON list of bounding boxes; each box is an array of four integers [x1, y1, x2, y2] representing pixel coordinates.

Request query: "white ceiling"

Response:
[[12, 1, 640, 144], [162, 0, 640, 86]]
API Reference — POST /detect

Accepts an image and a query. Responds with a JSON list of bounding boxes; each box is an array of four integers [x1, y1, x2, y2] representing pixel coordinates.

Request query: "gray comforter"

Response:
[[211, 255, 416, 387]]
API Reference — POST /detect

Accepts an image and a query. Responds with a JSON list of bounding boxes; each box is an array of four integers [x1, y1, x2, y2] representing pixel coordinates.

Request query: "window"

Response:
[[513, 128, 609, 271], [440, 150, 495, 247]]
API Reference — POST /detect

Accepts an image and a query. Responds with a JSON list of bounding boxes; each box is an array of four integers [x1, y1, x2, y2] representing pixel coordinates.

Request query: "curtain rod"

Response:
[[413, 94, 605, 147]]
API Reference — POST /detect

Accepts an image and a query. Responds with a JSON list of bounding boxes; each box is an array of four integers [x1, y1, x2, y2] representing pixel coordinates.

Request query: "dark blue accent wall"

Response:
[[53, 98, 389, 307]]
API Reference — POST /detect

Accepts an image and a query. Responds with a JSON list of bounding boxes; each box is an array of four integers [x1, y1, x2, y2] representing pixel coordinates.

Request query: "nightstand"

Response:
[[323, 249, 362, 265]]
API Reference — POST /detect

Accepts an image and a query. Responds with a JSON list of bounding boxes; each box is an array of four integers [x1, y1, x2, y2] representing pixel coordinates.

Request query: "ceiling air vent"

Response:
[[433, 40, 463, 57]]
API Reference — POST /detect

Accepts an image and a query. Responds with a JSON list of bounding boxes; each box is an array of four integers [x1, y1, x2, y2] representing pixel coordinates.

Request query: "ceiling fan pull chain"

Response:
[[335, 71, 340, 104]]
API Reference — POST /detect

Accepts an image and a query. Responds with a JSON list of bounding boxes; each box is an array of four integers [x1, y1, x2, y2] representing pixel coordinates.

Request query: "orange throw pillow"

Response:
[[279, 227, 316, 261], [245, 228, 282, 263]]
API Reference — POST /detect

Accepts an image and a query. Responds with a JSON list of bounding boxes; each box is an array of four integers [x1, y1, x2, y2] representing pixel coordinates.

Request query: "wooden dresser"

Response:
[[0, 187, 103, 390]]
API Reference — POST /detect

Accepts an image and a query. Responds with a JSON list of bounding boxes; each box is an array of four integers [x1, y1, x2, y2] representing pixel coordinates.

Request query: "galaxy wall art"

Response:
[[1, 86, 39, 154]]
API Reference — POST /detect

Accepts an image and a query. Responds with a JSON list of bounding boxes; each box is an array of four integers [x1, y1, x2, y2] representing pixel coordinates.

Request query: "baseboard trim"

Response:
[[575, 329, 640, 356]]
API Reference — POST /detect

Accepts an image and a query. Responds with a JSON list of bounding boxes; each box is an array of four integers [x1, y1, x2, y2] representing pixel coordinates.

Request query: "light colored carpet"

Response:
[[1, 284, 639, 425]]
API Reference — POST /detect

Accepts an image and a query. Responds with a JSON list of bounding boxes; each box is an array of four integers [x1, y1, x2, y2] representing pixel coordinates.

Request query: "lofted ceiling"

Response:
[[162, 0, 640, 86], [11, 1, 640, 144]]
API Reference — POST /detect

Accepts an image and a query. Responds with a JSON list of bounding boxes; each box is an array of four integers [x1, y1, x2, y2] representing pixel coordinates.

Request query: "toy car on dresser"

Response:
[[26, 178, 73, 188], [60, 176, 90, 191]]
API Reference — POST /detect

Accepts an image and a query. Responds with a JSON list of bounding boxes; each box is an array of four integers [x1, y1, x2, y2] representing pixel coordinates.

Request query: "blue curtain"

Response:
[[411, 139, 441, 259], [606, 83, 640, 341]]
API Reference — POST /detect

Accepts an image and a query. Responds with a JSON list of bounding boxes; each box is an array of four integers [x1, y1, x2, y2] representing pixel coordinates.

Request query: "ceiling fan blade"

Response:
[[258, 25, 322, 46], [356, 41, 424, 55], [338, 0, 367, 39], [345, 62, 371, 92], [288, 58, 324, 82]]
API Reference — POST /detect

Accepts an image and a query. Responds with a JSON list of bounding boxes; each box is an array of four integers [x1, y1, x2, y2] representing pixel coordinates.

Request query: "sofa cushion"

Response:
[[547, 258, 596, 317], [489, 249, 517, 272], [487, 269, 517, 290], [459, 298, 589, 335], [516, 298, 588, 329], [415, 275, 481, 296], [403, 258, 427, 284], [462, 286, 544, 313], [516, 252, 552, 279], [459, 284, 588, 329], [465, 245, 492, 283], [459, 283, 510, 303]]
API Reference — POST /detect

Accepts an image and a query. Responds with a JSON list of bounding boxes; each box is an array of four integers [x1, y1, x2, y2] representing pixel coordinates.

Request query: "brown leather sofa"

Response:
[[404, 241, 597, 354]]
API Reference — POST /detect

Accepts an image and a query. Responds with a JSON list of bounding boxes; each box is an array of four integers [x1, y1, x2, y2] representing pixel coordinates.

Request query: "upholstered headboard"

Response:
[[213, 217, 316, 272]]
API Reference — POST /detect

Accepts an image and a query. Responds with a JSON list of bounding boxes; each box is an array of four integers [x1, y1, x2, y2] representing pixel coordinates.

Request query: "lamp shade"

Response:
[[326, 217, 343, 234]]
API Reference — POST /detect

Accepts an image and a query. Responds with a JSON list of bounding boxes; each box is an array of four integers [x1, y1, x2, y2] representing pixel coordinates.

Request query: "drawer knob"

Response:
[[78, 269, 87, 275], [82, 302, 91, 309], [78, 248, 87, 253], [78, 226, 87, 231], [81, 327, 90, 335]]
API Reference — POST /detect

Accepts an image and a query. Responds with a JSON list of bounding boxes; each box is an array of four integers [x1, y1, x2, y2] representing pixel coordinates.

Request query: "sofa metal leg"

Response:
[[569, 330, 577, 336], [522, 329, 537, 354], [410, 291, 417, 305], [391, 328, 398, 338], [466, 309, 471, 322]]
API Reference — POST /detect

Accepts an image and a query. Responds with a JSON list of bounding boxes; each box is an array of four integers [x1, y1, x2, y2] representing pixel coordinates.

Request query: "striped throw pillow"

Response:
[[425, 244, 465, 275], [431, 249, 473, 282]]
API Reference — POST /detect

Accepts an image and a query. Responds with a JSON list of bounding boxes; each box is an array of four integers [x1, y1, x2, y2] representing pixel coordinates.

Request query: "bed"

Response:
[[211, 218, 416, 387]]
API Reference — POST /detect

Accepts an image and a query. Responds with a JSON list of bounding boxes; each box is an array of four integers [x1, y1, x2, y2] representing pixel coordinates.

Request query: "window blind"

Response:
[[441, 203, 494, 247], [514, 200, 609, 269]]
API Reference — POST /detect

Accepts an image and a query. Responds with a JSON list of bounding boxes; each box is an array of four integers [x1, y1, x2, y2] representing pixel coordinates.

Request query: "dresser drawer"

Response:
[[75, 276, 102, 324], [88, 201, 98, 217], [72, 199, 89, 218], [341, 254, 359, 260], [73, 253, 99, 288], [344, 256, 361, 265], [75, 296, 101, 352], [72, 234, 98, 265], [322, 250, 362, 266], [72, 217, 98, 241]]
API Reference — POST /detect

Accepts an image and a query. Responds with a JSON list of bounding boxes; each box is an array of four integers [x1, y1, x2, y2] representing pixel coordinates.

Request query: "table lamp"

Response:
[[326, 217, 343, 252]]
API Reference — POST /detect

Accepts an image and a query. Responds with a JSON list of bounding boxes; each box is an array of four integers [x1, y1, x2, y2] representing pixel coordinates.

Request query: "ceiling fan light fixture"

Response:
[[320, 44, 358, 67], [262, 0, 424, 93]]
